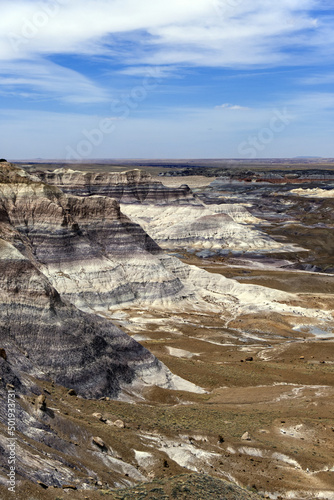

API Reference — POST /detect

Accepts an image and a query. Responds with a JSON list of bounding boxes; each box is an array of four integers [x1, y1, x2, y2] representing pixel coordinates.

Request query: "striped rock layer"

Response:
[[0, 163, 203, 399], [36, 167, 299, 254], [37, 167, 201, 205]]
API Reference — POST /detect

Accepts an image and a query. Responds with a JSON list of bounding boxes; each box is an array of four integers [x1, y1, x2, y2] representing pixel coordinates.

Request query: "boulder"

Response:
[[35, 395, 46, 411], [92, 436, 107, 450], [114, 419, 125, 428], [241, 432, 251, 441]]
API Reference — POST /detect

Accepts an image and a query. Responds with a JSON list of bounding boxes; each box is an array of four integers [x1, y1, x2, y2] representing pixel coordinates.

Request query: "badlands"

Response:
[[0, 159, 333, 500]]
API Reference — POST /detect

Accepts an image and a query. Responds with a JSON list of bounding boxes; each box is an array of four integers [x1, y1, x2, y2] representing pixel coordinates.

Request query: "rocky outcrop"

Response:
[[121, 203, 302, 254], [0, 170, 186, 312], [0, 164, 206, 491], [0, 343, 152, 490], [0, 164, 204, 399], [0, 221, 204, 493], [37, 168, 201, 205], [1, 163, 329, 325], [0, 237, 169, 399], [36, 166, 300, 254]]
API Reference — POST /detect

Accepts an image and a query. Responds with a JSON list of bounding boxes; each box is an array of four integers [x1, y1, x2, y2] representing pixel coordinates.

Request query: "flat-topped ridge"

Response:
[[36, 167, 201, 205]]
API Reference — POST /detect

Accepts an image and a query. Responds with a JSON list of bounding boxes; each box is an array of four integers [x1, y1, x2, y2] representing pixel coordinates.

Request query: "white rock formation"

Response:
[[121, 203, 300, 253], [290, 188, 334, 198]]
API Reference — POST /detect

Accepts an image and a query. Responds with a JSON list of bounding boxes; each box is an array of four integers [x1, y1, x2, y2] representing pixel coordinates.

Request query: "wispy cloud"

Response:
[[215, 103, 250, 110], [0, 1, 333, 159], [299, 73, 334, 85], [117, 65, 177, 78], [0, 59, 110, 104], [0, 0, 327, 105], [0, 1, 326, 68]]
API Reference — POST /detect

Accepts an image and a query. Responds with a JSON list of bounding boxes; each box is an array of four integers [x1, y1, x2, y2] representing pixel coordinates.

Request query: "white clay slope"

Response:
[[121, 204, 303, 253], [290, 188, 334, 198]]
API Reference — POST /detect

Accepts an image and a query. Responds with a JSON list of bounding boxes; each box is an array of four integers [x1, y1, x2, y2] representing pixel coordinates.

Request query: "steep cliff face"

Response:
[[0, 164, 203, 399], [0, 172, 186, 312], [37, 168, 201, 205], [0, 237, 180, 400]]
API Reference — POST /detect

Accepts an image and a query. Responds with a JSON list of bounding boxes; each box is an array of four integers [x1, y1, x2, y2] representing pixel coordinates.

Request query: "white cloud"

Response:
[[0, 0, 333, 161], [117, 65, 177, 78], [0, 0, 325, 67], [215, 103, 250, 110], [0, 0, 329, 104]]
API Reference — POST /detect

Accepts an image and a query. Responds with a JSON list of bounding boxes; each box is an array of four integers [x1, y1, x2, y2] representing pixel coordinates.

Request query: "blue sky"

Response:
[[0, 0, 334, 160]]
